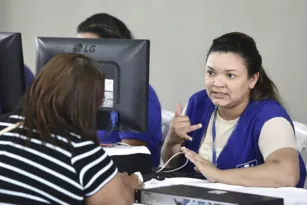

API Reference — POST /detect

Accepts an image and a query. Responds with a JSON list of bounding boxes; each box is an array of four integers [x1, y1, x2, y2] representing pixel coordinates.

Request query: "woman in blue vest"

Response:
[[162, 32, 306, 188]]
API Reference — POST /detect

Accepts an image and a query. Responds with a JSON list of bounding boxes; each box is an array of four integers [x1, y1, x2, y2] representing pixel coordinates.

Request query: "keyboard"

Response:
[[142, 169, 207, 182]]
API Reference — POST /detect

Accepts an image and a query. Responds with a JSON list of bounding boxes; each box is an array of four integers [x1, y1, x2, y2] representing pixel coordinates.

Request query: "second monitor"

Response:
[[0, 32, 26, 114], [36, 37, 149, 133]]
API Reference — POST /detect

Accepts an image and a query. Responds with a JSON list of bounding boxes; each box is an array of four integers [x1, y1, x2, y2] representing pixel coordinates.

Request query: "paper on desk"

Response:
[[103, 146, 151, 156], [144, 177, 207, 189]]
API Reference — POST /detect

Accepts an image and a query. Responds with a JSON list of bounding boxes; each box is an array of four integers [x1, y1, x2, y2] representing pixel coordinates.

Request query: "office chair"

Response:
[[293, 121, 307, 189]]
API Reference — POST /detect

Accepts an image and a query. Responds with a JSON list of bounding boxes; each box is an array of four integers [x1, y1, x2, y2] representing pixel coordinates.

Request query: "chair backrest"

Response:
[[161, 109, 175, 140], [293, 121, 307, 189], [293, 121, 307, 161]]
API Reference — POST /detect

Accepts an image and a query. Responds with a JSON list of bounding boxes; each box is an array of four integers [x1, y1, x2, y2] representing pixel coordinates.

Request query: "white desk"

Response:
[[134, 178, 307, 205]]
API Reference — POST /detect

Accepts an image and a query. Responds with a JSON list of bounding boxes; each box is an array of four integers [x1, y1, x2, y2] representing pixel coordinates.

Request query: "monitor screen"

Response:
[[0, 32, 26, 114], [36, 37, 149, 132]]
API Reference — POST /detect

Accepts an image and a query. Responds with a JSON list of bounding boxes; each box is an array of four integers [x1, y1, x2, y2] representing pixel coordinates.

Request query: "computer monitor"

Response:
[[36, 37, 149, 132], [0, 32, 26, 114]]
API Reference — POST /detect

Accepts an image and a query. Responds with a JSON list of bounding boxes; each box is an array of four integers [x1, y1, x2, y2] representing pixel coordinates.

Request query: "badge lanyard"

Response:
[[211, 106, 238, 166]]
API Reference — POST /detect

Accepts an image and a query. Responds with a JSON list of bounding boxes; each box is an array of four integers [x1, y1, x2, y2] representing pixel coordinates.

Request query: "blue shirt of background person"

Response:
[[24, 65, 35, 88], [77, 13, 163, 167]]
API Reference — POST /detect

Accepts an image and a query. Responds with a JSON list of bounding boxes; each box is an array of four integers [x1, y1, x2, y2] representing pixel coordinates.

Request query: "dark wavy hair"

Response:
[[77, 13, 133, 39]]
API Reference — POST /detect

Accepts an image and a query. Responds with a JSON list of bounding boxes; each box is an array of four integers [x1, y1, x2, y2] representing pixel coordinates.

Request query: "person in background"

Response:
[[24, 65, 35, 88], [0, 53, 141, 205], [162, 32, 306, 188], [77, 13, 163, 167]]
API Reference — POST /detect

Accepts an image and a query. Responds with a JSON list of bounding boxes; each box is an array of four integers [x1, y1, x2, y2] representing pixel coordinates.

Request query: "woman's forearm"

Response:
[[215, 161, 299, 187]]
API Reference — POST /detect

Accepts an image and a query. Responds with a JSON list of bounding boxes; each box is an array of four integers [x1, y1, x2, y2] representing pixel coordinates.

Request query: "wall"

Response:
[[1, 0, 306, 123]]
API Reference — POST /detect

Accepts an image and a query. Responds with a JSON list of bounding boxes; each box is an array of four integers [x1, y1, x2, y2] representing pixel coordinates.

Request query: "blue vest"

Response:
[[185, 90, 306, 188]]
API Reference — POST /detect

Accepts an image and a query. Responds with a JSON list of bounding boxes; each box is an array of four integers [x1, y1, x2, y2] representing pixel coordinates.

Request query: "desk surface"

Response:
[[134, 178, 307, 205]]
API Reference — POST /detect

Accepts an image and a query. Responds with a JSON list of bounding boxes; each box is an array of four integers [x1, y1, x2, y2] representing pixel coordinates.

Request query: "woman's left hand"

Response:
[[181, 147, 220, 183]]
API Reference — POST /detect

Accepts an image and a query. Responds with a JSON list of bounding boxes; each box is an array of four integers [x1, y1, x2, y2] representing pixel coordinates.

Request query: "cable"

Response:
[[115, 142, 131, 147], [155, 152, 189, 173], [102, 111, 118, 140], [105, 111, 187, 173], [105, 127, 115, 138]]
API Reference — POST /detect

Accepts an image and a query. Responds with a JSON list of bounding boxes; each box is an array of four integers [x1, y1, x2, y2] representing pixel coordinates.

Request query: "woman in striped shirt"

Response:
[[0, 53, 141, 205]]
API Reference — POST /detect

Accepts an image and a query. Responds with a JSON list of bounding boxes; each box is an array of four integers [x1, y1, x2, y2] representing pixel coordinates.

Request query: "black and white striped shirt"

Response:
[[0, 115, 118, 205]]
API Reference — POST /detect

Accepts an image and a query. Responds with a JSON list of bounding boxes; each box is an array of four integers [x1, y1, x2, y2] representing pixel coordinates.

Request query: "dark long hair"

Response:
[[77, 13, 133, 39], [206, 32, 281, 103], [21, 53, 105, 144]]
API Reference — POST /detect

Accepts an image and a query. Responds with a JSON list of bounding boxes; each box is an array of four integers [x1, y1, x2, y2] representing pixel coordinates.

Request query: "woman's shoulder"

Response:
[[190, 89, 208, 98], [247, 99, 292, 127], [188, 90, 211, 104], [185, 90, 214, 120], [187, 89, 213, 109], [250, 100, 288, 116]]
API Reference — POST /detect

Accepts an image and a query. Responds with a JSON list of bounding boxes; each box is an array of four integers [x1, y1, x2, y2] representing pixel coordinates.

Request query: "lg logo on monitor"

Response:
[[73, 43, 96, 53]]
